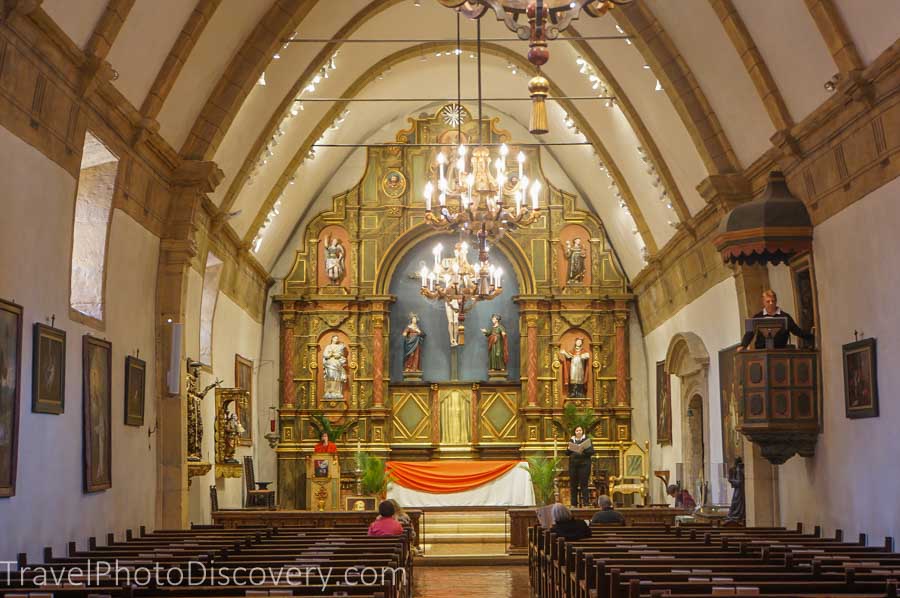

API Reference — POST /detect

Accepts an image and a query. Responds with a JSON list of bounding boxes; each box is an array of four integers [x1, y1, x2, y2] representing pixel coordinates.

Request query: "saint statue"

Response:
[[401, 314, 426, 372], [323, 235, 345, 285], [481, 314, 509, 372], [559, 338, 591, 398], [440, 390, 471, 444], [564, 238, 587, 284], [220, 399, 244, 464], [186, 360, 221, 461], [322, 335, 348, 399]]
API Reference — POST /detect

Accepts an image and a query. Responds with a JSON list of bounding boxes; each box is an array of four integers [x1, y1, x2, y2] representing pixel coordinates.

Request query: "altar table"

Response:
[[386, 460, 536, 507]]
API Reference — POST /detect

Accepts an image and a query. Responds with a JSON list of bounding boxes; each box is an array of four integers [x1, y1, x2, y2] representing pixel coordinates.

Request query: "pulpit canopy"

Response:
[[714, 171, 812, 266]]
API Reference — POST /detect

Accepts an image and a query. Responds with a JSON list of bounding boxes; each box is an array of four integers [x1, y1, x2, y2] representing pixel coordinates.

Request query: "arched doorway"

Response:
[[665, 333, 710, 504]]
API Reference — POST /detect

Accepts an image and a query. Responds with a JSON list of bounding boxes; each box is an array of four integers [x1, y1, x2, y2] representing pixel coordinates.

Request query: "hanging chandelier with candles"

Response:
[[423, 142, 542, 239]]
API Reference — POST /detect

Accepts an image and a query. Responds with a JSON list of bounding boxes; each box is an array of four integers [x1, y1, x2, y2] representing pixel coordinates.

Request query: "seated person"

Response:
[[388, 499, 416, 542], [313, 431, 337, 453], [368, 500, 405, 536], [549, 503, 591, 540], [590, 495, 625, 525], [667, 484, 696, 510], [739, 289, 814, 351]]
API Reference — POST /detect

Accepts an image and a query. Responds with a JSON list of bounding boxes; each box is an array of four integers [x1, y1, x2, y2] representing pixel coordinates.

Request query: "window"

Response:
[[199, 252, 223, 365], [70, 132, 119, 322]]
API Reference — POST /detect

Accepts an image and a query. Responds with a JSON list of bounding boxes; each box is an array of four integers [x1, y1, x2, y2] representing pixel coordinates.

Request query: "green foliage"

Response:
[[550, 403, 605, 437], [356, 451, 391, 496], [308, 412, 359, 441], [527, 455, 561, 506]]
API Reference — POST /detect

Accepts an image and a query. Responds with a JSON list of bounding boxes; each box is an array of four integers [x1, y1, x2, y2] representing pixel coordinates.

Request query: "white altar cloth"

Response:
[[386, 461, 536, 507]]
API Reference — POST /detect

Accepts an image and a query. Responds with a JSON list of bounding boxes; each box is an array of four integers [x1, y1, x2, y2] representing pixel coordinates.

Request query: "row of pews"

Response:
[[2, 524, 412, 598], [529, 522, 900, 598]]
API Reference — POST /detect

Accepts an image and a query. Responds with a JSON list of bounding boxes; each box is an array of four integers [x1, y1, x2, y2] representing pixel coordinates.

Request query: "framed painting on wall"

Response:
[[124, 356, 145, 426], [718, 344, 744, 469], [83, 335, 112, 492], [32, 323, 66, 414], [235, 354, 253, 445], [655, 360, 672, 445], [0, 299, 23, 498], [843, 338, 878, 419]]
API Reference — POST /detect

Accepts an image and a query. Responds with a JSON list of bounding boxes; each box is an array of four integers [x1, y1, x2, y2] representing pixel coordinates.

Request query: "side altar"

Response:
[[272, 105, 637, 509]]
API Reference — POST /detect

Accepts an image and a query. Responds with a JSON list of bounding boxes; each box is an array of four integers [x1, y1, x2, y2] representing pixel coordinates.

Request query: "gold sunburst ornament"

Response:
[[441, 103, 466, 127]]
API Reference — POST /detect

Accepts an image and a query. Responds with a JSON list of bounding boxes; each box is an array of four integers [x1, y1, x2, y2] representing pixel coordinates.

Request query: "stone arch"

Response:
[[665, 332, 711, 502]]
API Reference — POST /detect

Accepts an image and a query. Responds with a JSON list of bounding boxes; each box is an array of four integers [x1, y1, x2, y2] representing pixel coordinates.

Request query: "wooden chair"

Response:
[[243, 456, 275, 509]]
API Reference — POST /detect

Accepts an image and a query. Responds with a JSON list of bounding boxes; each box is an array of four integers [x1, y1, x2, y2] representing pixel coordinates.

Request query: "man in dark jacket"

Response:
[[566, 425, 595, 507], [739, 289, 814, 350], [590, 495, 625, 525]]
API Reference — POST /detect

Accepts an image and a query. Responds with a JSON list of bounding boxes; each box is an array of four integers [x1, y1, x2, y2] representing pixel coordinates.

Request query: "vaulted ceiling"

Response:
[[41, 0, 900, 279]]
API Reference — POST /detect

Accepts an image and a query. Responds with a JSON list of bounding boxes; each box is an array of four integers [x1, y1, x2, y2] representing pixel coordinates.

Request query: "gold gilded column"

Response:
[[372, 311, 385, 407], [280, 304, 296, 408], [526, 314, 539, 407], [614, 303, 629, 407]]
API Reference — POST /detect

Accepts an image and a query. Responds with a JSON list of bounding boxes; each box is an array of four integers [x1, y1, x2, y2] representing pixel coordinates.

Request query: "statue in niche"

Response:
[[323, 235, 345, 285], [322, 335, 348, 399], [218, 398, 244, 464], [444, 243, 473, 347], [564, 238, 587, 284], [560, 338, 591, 398], [186, 360, 221, 462], [401, 314, 426, 372], [440, 389, 471, 444], [481, 314, 509, 372]]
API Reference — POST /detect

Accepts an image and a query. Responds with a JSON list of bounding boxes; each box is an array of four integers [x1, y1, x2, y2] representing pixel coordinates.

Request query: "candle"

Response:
[[270, 412, 276, 433], [554, 436, 558, 460], [437, 152, 446, 181], [517, 151, 525, 178], [357, 437, 361, 451], [420, 266, 427, 287], [433, 243, 442, 267], [530, 180, 541, 210], [424, 181, 433, 211]]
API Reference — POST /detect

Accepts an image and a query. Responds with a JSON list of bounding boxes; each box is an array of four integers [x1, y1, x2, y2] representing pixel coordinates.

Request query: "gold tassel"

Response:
[[529, 75, 550, 135]]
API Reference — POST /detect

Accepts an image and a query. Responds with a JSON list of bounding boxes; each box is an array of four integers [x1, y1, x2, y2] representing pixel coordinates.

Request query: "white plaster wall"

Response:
[[187, 292, 263, 525], [642, 278, 742, 505], [0, 125, 159, 562], [778, 176, 900, 541], [629, 307, 651, 454]]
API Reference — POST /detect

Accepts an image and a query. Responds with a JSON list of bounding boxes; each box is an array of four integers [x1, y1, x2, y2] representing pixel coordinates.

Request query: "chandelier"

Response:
[[438, 0, 630, 134]]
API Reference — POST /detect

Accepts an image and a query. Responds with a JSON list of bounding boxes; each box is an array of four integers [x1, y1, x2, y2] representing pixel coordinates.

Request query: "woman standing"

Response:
[[566, 425, 595, 507]]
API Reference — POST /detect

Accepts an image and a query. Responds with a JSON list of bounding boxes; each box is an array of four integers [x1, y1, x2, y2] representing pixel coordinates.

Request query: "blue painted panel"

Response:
[[388, 233, 520, 383]]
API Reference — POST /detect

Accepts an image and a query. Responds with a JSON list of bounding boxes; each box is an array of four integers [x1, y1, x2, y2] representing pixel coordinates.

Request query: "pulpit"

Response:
[[306, 454, 341, 511], [736, 348, 819, 464]]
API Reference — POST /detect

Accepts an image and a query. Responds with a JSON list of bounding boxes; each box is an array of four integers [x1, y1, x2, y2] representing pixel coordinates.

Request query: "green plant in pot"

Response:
[[308, 411, 359, 442], [527, 455, 562, 506], [550, 402, 605, 438], [355, 451, 391, 497]]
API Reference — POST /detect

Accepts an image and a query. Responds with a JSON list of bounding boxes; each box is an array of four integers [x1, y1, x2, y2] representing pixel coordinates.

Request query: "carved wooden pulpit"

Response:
[[736, 349, 819, 464], [305, 454, 341, 511]]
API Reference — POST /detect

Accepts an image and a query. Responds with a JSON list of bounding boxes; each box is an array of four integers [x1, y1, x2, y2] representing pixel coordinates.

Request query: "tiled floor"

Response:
[[412, 566, 530, 597]]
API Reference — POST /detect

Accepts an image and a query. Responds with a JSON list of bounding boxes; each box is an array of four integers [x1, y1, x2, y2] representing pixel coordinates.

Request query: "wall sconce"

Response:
[[264, 405, 280, 449]]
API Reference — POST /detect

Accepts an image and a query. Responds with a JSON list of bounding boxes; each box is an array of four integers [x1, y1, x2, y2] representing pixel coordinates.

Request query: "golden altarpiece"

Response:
[[273, 105, 636, 508]]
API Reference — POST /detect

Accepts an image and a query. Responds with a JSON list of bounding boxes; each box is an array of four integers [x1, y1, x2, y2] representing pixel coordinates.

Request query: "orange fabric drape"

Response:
[[385, 460, 519, 493]]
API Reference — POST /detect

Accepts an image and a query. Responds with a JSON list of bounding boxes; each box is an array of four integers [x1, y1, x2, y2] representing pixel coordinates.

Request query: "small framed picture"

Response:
[[32, 323, 66, 414], [843, 338, 878, 419], [124, 356, 146, 426], [314, 458, 329, 478], [345, 496, 377, 512]]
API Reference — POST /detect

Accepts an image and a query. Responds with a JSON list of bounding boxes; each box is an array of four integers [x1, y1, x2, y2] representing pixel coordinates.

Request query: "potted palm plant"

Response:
[[355, 451, 391, 499], [527, 455, 562, 506]]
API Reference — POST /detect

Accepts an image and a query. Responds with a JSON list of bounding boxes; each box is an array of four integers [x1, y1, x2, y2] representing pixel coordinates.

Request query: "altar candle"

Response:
[[424, 181, 433, 211]]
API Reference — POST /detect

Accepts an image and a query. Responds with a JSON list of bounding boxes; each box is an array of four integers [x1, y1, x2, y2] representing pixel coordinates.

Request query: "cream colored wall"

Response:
[[778, 176, 900, 540], [642, 278, 742, 504], [187, 292, 263, 524], [0, 125, 159, 561]]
